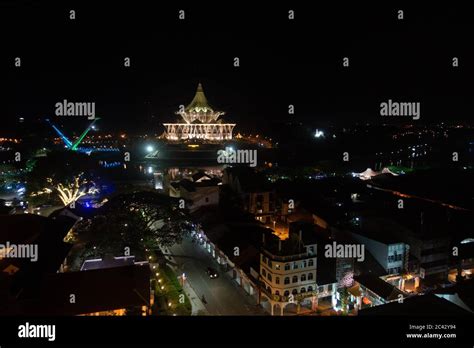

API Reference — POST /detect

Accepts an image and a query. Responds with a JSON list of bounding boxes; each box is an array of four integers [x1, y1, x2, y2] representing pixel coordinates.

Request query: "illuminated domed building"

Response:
[[163, 83, 236, 141]]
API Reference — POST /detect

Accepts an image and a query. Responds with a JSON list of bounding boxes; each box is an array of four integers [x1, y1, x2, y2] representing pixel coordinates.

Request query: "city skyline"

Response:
[[4, 3, 473, 137]]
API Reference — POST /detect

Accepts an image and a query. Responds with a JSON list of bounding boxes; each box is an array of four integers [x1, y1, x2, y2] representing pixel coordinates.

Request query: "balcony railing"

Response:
[[262, 249, 309, 262], [259, 281, 318, 303]]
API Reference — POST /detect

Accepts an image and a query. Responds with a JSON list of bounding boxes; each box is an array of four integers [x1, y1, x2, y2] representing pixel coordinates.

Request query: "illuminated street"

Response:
[[166, 236, 266, 316]]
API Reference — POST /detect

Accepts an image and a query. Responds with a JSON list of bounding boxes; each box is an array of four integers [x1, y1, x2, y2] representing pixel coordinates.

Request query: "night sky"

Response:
[[2, 2, 473, 135]]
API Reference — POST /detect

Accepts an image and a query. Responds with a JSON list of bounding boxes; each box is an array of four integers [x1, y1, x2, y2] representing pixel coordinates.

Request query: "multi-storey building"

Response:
[[259, 230, 318, 315], [347, 222, 410, 275], [223, 167, 276, 223]]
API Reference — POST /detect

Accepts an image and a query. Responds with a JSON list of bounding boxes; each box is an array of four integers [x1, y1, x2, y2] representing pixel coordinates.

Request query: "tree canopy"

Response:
[[72, 192, 193, 261]]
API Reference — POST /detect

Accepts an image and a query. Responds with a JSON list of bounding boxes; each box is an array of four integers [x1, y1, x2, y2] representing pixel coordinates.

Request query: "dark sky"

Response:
[[2, 2, 473, 135]]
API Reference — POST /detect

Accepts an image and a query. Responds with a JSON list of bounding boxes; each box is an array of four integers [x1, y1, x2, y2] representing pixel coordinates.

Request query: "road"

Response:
[[165, 236, 266, 315]]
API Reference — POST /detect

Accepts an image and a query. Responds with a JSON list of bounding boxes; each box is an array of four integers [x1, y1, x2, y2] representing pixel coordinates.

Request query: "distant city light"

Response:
[[314, 129, 324, 138], [146, 145, 154, 152]]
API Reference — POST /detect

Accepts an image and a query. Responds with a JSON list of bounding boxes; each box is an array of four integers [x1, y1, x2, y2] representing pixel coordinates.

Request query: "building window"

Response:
[[308, 286, 313, 292], [302, 260, 307, 268], [275, 290, 280, 296], [292, 289, 298, 295], [276, 277, 280, 284], [205, 197, 209, 203], [301, 274, 306, 282], [293, 262, 298, 270], [318, 286, 324, 293], [262, 256, 267, 263], [300, 287, 306, 293], [308, 259, 314, 267], [262, 269, 266, 277], [284, 263, 290, 271], [284, 290, 290, 297], [309, 246, 315, 254], [275, 264, 280, 270], [284, 277, 290, 285], [292, 275, 298, 283], [268, 260, 273, 268], [267, 274, 272, 281], [328, 284, 333, 291], [308, 272, 314, 280]]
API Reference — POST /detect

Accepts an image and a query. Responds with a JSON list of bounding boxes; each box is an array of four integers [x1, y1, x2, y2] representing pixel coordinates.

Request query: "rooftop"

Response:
[[359, 294, 473, 316], [81, 256, 137, 271], [348, 217, 406, 245], [11, 264, 151, 315], [263, 227, 319, 259], [185, 83, 214, 113], [355, 274, 404, 301], [192, 205, 271, 274], [175, 177, 221, 193]]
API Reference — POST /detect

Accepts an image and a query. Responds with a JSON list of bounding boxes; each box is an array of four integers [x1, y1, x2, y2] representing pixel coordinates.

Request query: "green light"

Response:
[[71, 118, 100, 150]]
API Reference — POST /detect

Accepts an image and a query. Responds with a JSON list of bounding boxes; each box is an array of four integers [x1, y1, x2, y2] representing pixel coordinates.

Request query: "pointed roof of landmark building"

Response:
[[185, 83, 214, 113]]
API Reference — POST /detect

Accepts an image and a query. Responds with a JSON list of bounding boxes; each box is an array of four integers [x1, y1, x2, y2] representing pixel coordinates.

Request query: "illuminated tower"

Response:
[[163, 83, 236, 141]]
